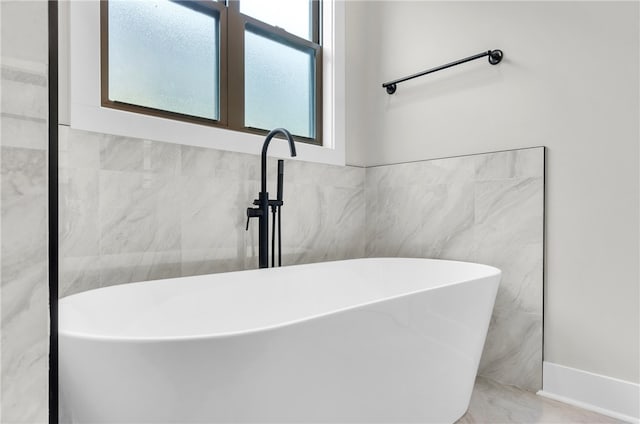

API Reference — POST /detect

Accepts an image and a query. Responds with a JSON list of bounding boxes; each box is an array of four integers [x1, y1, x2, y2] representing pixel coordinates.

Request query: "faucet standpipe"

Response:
[[245, 129, 297, 268]]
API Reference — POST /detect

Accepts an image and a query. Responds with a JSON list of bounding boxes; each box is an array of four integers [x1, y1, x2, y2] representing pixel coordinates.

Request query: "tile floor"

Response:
[[457, 377, 623, 423]]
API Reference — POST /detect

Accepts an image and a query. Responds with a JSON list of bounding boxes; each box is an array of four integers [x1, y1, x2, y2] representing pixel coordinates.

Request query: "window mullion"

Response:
[[227, 0, 245, 131]]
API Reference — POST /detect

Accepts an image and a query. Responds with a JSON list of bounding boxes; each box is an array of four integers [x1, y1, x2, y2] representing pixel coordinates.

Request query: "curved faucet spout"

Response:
[[261, 128, 297, 193]]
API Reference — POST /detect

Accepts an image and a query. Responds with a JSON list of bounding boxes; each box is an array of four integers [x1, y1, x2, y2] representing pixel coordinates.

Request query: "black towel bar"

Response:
[[382, 49, 503, 94]]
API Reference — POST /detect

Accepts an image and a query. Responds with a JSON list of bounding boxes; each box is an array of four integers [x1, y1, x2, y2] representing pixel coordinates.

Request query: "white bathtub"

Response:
[[59, 258, 500, 423]]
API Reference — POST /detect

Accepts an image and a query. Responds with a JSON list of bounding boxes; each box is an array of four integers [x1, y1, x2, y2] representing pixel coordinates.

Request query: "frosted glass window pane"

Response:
[[108, 1, 219, 120], [240, 0, 312, 40], [245, 29, 315, 139]]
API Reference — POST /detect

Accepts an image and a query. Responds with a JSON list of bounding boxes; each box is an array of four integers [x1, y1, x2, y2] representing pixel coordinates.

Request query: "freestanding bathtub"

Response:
[[59, 258, 500, 423]]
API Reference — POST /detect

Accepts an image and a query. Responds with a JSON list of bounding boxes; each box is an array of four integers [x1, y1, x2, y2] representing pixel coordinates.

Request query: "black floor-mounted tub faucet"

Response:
[[246, 128, 297, 268]]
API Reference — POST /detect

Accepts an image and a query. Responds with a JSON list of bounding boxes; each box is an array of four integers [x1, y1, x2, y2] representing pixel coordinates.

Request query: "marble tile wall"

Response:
[[1, 1, 50, 421], [58, 126, 366, 297], [61, 137, 543, 394], [365, 147, 545, 391]]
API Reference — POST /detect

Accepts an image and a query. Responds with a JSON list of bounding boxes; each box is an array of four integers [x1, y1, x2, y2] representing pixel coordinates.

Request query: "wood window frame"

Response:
[[100, 0, 322, 146]]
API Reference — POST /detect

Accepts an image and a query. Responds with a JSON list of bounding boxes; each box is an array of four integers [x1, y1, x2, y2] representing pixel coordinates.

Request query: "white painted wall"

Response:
[[344, 0, 370, 167], [345, 1, 639, 383]]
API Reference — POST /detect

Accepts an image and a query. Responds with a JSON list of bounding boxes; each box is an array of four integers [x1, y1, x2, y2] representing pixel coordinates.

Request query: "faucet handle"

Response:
[[246, 207, 262, 231]]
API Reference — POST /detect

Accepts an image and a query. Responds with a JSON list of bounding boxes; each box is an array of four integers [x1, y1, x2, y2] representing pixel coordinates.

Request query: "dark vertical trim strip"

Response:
[[541, 145, 547, 389], [99, 0, 108, 106], [48, 1, 59, 423]]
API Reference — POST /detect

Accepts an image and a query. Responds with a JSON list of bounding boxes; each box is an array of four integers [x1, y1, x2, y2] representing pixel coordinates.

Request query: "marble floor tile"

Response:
[[458, 377, 621, 424]]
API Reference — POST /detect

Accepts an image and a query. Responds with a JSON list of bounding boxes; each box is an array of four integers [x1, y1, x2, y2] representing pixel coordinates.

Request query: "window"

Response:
[[101, 0, 322, 145]]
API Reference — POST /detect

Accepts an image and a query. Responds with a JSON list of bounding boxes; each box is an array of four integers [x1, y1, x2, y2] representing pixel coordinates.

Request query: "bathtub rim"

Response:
[[59, 257, 501, 343]]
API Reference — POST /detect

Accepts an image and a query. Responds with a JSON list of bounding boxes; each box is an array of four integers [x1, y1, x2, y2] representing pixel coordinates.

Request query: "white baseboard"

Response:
[[538, 361, 639, 424]]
